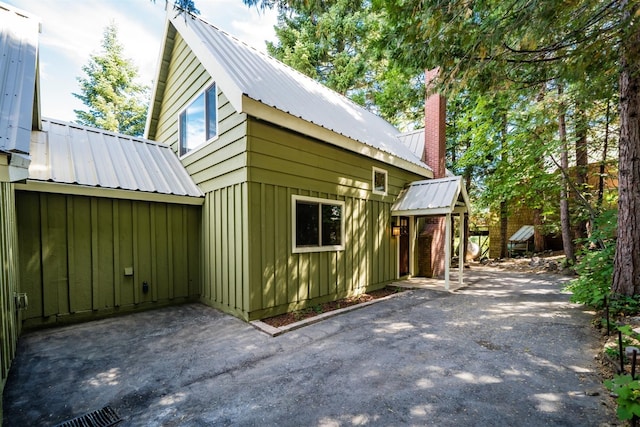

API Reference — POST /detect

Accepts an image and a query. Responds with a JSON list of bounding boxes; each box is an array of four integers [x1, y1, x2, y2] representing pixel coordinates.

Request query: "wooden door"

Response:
[[399, 216, 410, 276]]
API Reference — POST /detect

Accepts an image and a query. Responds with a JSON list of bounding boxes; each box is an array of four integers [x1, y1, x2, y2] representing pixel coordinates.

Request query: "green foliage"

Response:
[[265, 0, 424, 129], [247, 0, 628, 278], [610, 296, 640, 318], [565, 208, 617, 309], [151, 1, 200, 15], [605, 374, 640, 420], [604, 325, 635, 360], [375, 0, 624, 95], [73, 23, 149, 137], [173, 0, 199, 14]]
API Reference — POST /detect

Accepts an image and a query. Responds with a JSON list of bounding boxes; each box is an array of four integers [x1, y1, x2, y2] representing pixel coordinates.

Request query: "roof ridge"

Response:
[[397, 128, 425, 137], [41, 117, 170, 148], [182, 11, 395, 129]]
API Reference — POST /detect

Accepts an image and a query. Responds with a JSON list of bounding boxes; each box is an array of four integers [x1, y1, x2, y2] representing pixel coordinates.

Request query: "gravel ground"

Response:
[[3, 267, 615, 426]]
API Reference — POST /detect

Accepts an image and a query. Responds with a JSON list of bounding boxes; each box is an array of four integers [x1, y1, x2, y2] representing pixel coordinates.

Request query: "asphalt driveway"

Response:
[[3, 268, 614, 426]]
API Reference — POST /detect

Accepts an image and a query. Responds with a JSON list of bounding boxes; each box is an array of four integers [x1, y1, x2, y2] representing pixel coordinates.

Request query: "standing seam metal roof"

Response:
[[0, 2, 39, 154], [170, 13, 430, 171], [29, 119, 203, 198], [397, 129, 426, 159], [391, 176, 469, 215], [509, 225, 535, 242]]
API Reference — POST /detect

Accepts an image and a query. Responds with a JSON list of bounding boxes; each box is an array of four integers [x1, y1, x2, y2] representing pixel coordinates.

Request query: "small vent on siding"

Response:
[[53, 406, 121, 427]]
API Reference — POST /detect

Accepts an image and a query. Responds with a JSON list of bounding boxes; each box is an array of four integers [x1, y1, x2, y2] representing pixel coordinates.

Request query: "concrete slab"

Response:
[[2, 268, 614, 426]]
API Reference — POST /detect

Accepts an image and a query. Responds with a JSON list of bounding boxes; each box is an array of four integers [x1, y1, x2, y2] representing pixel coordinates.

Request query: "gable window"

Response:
[[292, 195, 345, 253], [179, 83, 217, 156], [372, 167, 388, 195]]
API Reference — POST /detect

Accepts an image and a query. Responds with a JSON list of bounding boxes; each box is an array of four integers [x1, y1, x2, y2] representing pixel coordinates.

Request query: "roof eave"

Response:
[[168, 13, 430, 177], [145, 17, 176, 140], [168, 12, 244, 112], [242, 97, 433, 179], [392, 207, 454, 216], [391, 176, 472, 216], [16, 180, 205, 206]]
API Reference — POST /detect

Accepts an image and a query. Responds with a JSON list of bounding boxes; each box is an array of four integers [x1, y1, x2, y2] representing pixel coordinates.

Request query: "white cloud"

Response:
[[6, 0, 278, 121], [198, 0, 278, 51]]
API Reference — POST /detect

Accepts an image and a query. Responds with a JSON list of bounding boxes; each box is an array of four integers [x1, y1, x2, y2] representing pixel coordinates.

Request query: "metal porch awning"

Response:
[[391, 176, 469, 216], [391, 176, 471, 290]]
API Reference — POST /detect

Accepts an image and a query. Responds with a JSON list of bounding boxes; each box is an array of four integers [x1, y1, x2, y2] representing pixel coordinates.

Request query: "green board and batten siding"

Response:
[[0, 182, 21, 396], [151, 30, 425, 320], [245, 120, 423, 319], [16, 192, 201, 327], [152, 31, 251, 319]]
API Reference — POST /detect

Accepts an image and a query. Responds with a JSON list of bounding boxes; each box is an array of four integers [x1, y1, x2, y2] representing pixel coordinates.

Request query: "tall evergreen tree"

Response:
[[265, 0, 424, 129], [73, 23, 149, 137], [152, 0, 200, 15], [246, 0, 634, 294]]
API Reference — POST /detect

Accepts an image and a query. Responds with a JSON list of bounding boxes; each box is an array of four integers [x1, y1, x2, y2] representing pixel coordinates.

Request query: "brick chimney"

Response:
[[423, 68, 446, 178], [422, 68, 446, 277]]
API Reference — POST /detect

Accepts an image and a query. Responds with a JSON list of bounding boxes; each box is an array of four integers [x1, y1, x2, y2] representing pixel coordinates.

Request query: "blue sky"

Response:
[[8, 0, 278, 121]]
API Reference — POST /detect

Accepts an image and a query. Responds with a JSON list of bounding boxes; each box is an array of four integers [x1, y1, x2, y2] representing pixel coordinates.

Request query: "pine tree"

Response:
[[73, 23, 149, 137], [247, 0, 636, 294], [265, 0, 424, 129]]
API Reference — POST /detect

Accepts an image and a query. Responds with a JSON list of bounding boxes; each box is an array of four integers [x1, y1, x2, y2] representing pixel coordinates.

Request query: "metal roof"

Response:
[[509, 225, 535, 242], [0, 2, 40, 155], [397, 128, 454, 177], [157, 13, 430, 175], [397, 129, 425, 159], [28, 119, 203, 198], [391, 176, 470, 216]]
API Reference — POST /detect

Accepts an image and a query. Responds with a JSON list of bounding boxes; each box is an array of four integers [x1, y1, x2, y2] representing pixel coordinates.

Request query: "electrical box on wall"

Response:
[[14, 293, 28, 310]]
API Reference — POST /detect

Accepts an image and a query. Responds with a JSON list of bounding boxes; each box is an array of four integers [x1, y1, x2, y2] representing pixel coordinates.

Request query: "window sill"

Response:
[[179, 135, 219, 160], [293, 245, 345, 254]]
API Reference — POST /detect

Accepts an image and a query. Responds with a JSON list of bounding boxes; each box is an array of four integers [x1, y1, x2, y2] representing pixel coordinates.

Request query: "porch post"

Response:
[[458, 213, 464, 286], [409, 216, 416, 276], [445, 212, 451, 290]]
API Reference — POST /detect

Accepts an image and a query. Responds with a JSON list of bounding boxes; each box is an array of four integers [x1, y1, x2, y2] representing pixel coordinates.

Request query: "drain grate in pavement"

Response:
[[53, 406, 121, 427]]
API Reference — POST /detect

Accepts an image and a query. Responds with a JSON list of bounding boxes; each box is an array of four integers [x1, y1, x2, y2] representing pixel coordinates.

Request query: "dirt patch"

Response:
[[478, 251, 572, 275], [262, 287, 404, 328]]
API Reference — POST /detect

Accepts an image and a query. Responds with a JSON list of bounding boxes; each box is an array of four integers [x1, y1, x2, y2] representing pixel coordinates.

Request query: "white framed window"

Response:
[[292, 195, 345, 253], [372, 167, 388, 195], [179, 83, 217, 156]]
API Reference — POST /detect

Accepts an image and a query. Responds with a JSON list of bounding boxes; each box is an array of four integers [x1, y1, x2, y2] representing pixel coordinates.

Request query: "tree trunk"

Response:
[[532, 85, 546, 254], [533, 208, 545, 253], [598, 100, 611, 209], [558, 85, 576, 265], [499, 110, 509, 259], [463, 163, 471, 265], [612, 6, 640, 296], [574, 105, 589, 240], [500, 200, 508, 258]]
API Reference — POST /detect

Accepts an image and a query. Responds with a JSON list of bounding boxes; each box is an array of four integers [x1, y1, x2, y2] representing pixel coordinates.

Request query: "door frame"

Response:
[[396, 215, 414, 278]]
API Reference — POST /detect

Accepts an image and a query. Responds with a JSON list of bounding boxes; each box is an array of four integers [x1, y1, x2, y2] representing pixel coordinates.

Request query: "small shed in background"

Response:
[[508, 225, 535, 257]]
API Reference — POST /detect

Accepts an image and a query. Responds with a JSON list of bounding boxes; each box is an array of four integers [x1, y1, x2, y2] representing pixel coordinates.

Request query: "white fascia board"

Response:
[[0, 153, 30, 182], [145, 18, 174, 139], [459, 179, 471, 209], [392, 207, 453, 216], [170, 14, 244, 114], [9, 153, 30, 182], [242, 97, 433, 179], [445, 176, 471, 214], [16, 181, 205, 206]]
